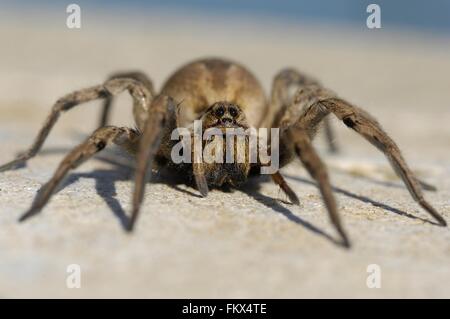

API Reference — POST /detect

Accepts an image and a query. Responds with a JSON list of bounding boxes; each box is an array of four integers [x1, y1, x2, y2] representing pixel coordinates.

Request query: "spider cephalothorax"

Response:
[[0, 57, 446, 248]]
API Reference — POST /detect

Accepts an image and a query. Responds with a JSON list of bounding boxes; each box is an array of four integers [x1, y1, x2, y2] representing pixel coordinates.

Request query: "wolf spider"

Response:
[[0, 58, 446, 248]]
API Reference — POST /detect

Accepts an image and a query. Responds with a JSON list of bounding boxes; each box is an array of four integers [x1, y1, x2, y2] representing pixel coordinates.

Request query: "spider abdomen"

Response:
[[160, 58, 267, 128]]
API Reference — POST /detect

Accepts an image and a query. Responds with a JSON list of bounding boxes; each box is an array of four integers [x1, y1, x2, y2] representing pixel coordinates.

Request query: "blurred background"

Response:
[[1, 0, 449, 156], [0, 1, 449, 298], [4, 0, 450, 33]]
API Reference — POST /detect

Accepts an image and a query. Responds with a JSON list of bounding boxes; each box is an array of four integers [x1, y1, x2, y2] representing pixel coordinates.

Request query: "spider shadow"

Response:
[[331, 168, 437, 192], [240, 176, 346, 248], [55, 152, 201, 230], [41, 148, 344, 246], [282, 173, 439, 226], [59, 168, 131, 229], [23, 146, 438, 244]]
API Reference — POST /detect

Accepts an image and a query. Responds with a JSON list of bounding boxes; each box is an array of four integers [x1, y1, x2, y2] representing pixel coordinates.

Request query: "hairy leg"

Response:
[[193, 154, 209, 197], [323, 116, 338, 153], [292, 85, 446, 226], [129, 95, 175, 231], [269, 68, 338, 153], [19, 126, 140, 221], [284, 125, 350, 247], [271, 172, 300, 205], [98, 71, 155, 128], [0, 78, 152, 172]]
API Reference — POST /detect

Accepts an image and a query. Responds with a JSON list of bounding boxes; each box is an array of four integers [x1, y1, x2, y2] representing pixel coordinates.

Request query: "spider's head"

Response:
[[197, 101, 252, 188], [202, 102, 249, 130]]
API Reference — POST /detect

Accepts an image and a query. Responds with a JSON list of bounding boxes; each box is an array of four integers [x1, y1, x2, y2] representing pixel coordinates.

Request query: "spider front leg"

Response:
[[280, 125, 350, 247], [19, 126, 140, 221], [293, 85, 446, 227], [129, 95, 175, 231], [270, 68, 339, 153], [193, 150, 209, 197], [0, 77, 152, 172], [271, 172, 300, 205]]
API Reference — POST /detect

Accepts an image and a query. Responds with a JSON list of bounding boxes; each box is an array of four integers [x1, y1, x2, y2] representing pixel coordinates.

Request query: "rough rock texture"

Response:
[[0, 12, 449, 298]]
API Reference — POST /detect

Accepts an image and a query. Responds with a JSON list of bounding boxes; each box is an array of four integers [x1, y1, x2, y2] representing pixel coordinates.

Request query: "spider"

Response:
[[0, 57, 446, 248]]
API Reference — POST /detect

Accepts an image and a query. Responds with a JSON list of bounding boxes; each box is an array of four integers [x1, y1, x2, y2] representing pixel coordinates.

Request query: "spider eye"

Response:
[[229, 106, 238, 117], [214, 106, 225, 117]]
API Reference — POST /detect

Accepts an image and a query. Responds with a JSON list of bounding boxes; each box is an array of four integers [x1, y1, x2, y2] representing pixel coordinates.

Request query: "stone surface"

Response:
[[0, 11, 449, 298]]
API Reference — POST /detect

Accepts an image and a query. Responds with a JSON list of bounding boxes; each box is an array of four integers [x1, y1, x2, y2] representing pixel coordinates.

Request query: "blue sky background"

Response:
[[4, 0, 450, 35]]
